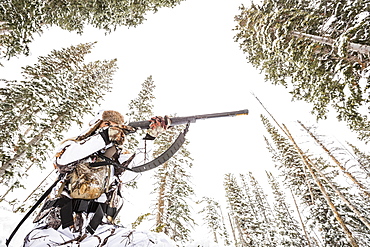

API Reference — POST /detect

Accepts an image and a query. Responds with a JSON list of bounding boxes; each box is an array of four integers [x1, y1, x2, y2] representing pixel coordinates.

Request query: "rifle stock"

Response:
[[127, 109, 249, 131]]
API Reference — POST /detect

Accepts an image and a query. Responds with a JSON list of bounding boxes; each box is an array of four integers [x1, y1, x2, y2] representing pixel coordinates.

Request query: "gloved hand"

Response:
[[145, 116, 171, 140], [108, 126, 126, 145], [100, 126, 126, 145]]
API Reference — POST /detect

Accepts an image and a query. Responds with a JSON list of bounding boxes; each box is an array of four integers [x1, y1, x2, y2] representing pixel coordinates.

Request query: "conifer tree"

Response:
[[0, 0, 185, 59], [348, 142, 370, 179], [299, 121, 370, 200], [198, 196, 231, 246], [0, 42, 117, 195], [241, 173, 276, 246], [293, 123, 370, 244], [152, 124, 195, 243], [124, 77, 195, 243], [264, 110, 370, 245], [224, 173, 252, 246], [261, 115, 354, 246], [235, 0, 370, 141], [266, 171, 310, 246], [237, 173, 261, 245], [286, 125, 366, 246], [125, 76, 155, 152]]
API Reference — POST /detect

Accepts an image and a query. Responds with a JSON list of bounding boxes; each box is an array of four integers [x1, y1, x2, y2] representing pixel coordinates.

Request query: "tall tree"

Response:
[[0, 42, 117, 194], [241, 173, 276, 246], [152, 124, 195, 243], [198, 196, 231, 246], [263, 110, 370, 246], [266, 171, 310, 246], [348, 142, 370, 179], [125, 76, 156, 152], [261, 115, 354, 246], [0, 0, 186, 59], [299, 121, 370, 199], [235, 0, 370, 141], [224, 173, 253, 246]]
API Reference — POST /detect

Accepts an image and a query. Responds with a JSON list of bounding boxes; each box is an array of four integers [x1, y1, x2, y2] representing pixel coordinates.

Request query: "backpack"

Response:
[[68, 160, 111, 200]]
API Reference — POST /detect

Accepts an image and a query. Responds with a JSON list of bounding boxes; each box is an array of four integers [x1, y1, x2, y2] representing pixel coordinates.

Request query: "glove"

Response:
[[100, 126, 126, 145], [144, 116, 171, 140], [108, 126, 126, 145]]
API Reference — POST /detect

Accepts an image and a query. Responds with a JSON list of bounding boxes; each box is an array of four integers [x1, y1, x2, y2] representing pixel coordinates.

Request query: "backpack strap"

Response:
[[43, 198, 118, 234], [131, 123, 190, 173], [86, 204, 104, 234], [6, 175, 63, 246]]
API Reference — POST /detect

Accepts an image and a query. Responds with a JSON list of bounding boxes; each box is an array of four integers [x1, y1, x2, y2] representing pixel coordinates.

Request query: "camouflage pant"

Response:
[[24, 224, 175, 247]]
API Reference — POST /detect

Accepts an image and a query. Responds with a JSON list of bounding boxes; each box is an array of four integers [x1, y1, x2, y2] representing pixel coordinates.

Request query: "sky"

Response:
[[0, 0, 365, 246]]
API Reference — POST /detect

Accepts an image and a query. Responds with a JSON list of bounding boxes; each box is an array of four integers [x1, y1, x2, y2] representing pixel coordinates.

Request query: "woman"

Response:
[[24, 110, 175, 246]]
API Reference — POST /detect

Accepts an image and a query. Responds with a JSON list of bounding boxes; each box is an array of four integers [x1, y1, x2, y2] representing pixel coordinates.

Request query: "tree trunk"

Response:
[[283, 124, 359, 247], [234, 217, 248, 247], [228, 213, 238, 246], [299, 121, 370, 199], [213, 231, 218, 244], [292, 31, 370, 55], [155, 162, 168, 233], [290, 188, 312, 247]]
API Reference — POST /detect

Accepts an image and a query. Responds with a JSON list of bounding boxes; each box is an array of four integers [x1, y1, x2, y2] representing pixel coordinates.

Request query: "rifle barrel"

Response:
[[127, 109, 248, 130]]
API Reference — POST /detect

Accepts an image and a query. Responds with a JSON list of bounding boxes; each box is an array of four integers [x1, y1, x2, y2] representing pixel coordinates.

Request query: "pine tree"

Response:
[[240, 173, 276, 246], [299, 121, 370, 200], [125, 76, 156, 152], [348, 142, 370, 179], [266, 171, 309, 246], [261, 115, 354, 246], [198, 196, 231, 245], [235, 0, 370, 141], [224, 173, 253, 246], [0, 0, 44, 59], [295, 123, 370, 244], [0, 42, 117, 198], [0, 0, 186, 59], [152, 124, 195, 243]]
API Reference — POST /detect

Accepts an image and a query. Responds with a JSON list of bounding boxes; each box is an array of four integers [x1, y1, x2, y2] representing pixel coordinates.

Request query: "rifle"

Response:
[[126, 109, 249, 131], [124, 109, 249, 172]]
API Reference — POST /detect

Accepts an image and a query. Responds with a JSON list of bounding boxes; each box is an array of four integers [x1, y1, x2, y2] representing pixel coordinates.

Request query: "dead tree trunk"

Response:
[[299, 121, 370, 199], [284, 124, 359, 247], [290, 188, 313, 247], [292, 31, 370, 55]]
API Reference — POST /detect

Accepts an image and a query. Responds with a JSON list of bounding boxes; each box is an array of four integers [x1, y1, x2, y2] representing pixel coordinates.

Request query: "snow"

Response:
[[0, 207, 224, 247], [0, 207, 32, 247]]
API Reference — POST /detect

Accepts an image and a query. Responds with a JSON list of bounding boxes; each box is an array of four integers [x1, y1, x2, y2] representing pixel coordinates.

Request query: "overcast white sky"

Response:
[[0, 0, 364, 245]]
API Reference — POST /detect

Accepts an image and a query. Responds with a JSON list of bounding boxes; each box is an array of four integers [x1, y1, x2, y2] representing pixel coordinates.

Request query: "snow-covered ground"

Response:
[[0, 207, 221, 247]]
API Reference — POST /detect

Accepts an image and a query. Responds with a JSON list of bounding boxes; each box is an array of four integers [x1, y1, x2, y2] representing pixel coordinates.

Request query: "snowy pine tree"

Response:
[[261, 115, 355, 246], [125, 76, 156, 152], [235, 0, 370, 141], [152, 124, 195, 243], [0, 0, 186, 59], [0, 43, 117, 209], [266, 171, 310, 246], [240, 172, 276, 246], [224, 173, 253, 246], [198, 196, 231, 245], [296, 123, 370, 245]]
